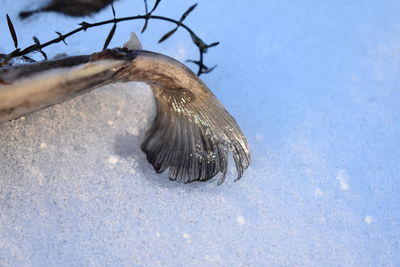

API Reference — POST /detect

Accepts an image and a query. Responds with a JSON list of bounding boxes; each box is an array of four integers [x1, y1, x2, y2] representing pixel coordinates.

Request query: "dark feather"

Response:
[[120, 51, 250, 184]]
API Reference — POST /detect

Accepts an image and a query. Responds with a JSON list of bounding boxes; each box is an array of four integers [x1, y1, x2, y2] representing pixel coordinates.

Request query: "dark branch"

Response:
[[2, 3, 219, 76]]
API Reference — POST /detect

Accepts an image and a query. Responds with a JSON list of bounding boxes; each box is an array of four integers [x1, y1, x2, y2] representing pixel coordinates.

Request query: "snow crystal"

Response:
[[40, 142, 48, 149], [336, 170, 350, 191], [107, 155, 120, 165], [237, 216, 246, 225], [314, 188, 323, 197], [182, 233, 190, 239], [364, 216, 374, 224], [182, 233, 191, 243]]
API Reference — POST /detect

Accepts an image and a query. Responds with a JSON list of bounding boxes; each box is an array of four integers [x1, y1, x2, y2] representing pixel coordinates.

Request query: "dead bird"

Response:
[[0, 48, 250, 184]]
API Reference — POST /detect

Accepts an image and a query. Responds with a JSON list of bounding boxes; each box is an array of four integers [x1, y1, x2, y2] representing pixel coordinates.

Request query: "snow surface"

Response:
[[1, 0, 400, 266]]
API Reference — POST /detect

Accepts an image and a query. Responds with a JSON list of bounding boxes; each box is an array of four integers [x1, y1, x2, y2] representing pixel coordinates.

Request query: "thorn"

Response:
[[158, 27, 178, 43], [179, 3, 198, 22], [6, 14, 18, 49]]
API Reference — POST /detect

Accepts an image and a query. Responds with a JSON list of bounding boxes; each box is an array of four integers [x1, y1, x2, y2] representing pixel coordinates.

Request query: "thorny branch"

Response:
[[1, 0, 219, 76]]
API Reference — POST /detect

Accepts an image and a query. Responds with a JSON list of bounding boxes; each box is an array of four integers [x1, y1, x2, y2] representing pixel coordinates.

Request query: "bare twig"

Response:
[[2, 2, 219, 76]]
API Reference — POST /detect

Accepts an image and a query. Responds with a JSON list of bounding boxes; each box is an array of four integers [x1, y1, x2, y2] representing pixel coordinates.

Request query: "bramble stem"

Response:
[[6, 12, 218, 76]]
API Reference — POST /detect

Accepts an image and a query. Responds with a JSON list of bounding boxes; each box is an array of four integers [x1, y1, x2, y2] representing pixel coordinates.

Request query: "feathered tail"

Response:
[[141, 85, 250, 184]]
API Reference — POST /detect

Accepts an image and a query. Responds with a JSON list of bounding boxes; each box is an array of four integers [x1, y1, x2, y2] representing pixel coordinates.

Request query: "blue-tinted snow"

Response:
[[0, 0, 399, 266]]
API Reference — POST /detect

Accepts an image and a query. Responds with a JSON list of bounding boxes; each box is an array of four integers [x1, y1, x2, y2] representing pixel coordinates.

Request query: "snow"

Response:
[[40, 142, 48, 149], [1, 0, 400, 266], [336, 170, 350, 191], [364, 216, 374, 225], [107, 155, 120, 165], [236, 216, 246, 225]]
